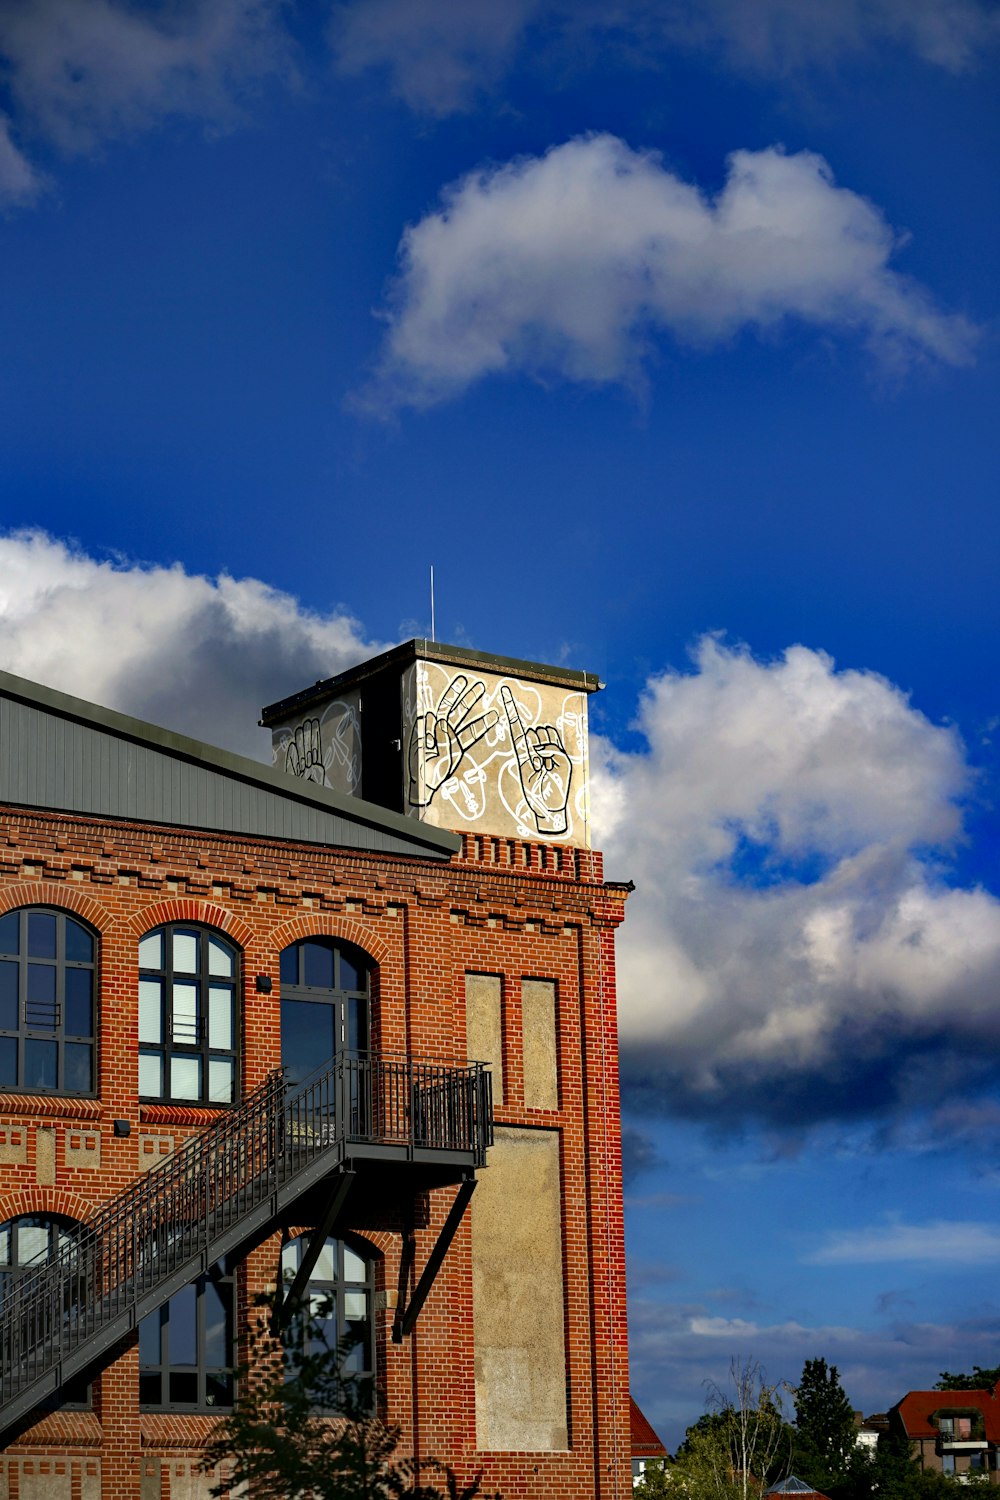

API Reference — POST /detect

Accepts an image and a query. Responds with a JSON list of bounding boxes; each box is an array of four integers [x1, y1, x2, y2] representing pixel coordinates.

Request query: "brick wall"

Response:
[[0, 807, 630, 1500]]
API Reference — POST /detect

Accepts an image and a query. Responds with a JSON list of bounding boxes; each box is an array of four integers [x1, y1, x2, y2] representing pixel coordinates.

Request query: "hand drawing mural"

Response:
[[500, 685, 571, 835], [403, 662, 591, 845], [407, 675, 499, 806], [270, 696, 362, 796], [285, 719, 325, 783]]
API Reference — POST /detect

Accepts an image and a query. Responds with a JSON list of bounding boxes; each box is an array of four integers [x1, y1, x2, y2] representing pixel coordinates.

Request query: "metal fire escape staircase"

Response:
[[0, 1053, 492, 1441]]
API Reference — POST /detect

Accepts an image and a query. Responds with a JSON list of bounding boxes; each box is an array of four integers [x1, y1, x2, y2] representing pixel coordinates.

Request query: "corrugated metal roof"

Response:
[[0, 669, 459, 859]]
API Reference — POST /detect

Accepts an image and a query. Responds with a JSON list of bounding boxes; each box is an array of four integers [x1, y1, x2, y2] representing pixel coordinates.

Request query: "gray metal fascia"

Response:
[[0, 668, 459, 858]]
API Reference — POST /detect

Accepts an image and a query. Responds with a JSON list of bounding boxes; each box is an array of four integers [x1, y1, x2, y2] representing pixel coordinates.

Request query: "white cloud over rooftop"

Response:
[[364, 136, 978, 410]]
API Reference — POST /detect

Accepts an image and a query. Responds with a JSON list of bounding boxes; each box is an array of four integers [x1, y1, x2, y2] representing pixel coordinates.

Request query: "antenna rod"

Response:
[[430, 564, 435, 643]]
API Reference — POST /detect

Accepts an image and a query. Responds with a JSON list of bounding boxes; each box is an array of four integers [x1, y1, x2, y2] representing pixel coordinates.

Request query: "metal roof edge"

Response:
[[0, 669, 460, 859], [260, 638, 603, 724]]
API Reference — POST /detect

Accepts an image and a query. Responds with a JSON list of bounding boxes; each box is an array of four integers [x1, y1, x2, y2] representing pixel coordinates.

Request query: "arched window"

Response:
[[0, 907, 96, 1094], [138, 925, 238, 1104], [139, 1259, 235, 1410], [279, 939, 369, 1087], [280, 1234, 375, 1383], [0, 1214, 90, 1406]]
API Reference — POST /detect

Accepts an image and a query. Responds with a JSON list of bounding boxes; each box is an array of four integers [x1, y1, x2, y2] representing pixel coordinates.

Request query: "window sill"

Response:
[[0, 1092, 101, 1118], [139, 1102, 231, 1126], [140, 1412, 231, 1449]]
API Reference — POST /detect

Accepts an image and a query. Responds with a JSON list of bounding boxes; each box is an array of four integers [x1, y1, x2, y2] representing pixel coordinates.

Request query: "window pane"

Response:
[[0, 961, 16, 1030], [343, 1290, 367, 1320], [281, 1000, 335, 1086], [339, 953, 361, 991], [0, 1224, 8, 1263], [139, 1050, 163, 1097], [170, 1055, 201, 1100], [138, 980, 162, 1044], [208, 1057, 234, 1104], [169, 1372, 199, 1404], [171, 981, 199, 1044], [207, 939, 233, 978], [26, 963, 56, 1017], [172, 930, 198, 973], [64, 921, 93, 964], [0, 912, 18, 956], [138, 1373, 162, 1406], [205, 1373, 233, 1408], [347, 997, 367, 1052], [65, 969, 93, 1036], [343, 1245, 367, 1282], [169, 1282, 198, 1365], [18, 1222, 49, 1265], [281, 1241, 299, 1278], [27, 912, 56, 959], [314, 1240, 336, 1281], [64, 1043, 93, 1093], [138, 931, 163, 970], [24, 1039, 57, 1090], [138, 1310, 161, 1364], [303, 942, 334, 990], [0, 1036, 15, 1087], [279, 946, 297, 986], [208, 988, 233, 1050], [203, 1279, 232, 1366]]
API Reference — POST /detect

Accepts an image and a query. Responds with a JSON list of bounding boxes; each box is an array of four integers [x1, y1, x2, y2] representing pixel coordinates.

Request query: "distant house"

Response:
[[855, 1409, 889, 1452], [763, 1478, 832, 1500], [631, 1395, 668, 1485], [889, 1382, 1000, 1482]]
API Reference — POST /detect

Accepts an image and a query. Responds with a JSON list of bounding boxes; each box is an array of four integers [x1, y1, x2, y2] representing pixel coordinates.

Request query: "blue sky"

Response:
[[0, 0, 998, 1451]]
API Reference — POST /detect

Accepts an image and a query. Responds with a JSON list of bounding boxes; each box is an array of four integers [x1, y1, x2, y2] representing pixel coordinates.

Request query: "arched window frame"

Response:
[[138, 924, 239, 1105], [0, 1213, 91, 1408], [0, 906, 97, 1096], [280, 1233, 376, 1394]]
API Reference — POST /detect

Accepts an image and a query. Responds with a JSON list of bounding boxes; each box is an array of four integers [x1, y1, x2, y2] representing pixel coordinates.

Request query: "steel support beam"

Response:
[[273, 1169, 355, 1331], [393, 1177, 476, 1342]]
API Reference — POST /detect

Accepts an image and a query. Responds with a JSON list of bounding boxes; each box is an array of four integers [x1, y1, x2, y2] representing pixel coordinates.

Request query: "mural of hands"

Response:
[[501, 685, 572, 835], [285, 719, 325, 784], [408, 676, 499, 806]]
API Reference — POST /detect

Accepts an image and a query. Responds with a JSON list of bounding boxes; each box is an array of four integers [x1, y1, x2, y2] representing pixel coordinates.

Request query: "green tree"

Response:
[[201, 1296, 499, 1500], [665, 1359, 792, 1500], [935, 1364, 1000, 1391], [792, 1358, 856, 1494]]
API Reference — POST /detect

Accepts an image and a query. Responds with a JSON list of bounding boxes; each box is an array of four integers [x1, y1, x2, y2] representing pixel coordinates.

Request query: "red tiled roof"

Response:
[[630, 1395, 668, 1458], [893, 1383, 1000, 1442]]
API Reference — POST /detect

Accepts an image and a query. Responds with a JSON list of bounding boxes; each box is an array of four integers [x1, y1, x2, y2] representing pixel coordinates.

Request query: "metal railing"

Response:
[[0, 1051, 491, 1432]]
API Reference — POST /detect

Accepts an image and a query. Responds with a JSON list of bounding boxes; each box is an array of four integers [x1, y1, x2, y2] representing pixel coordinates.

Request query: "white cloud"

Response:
[[593, 636, 1000, 1129], [365, 135, 977, 410], [629, 1294, 1000, 1446], [331, 0, 1000, 113], [0, 114, 42, 206], [332, 0, 538, 114], [808, 1219, 1000, 1265], [0, 0, 291, 204], [0, 530, 384, 758]]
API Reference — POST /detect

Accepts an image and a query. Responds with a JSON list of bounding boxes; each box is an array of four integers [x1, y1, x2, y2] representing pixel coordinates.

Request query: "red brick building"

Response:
[[0, 640, 632, 1500]]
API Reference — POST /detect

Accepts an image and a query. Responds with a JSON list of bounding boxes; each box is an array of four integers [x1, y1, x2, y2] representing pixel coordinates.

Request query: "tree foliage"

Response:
[[665, 1358, 792, 1500], [201, 1295, 499, 1500], [935, 1363, 1000, 1391], [792, 1358, 856, 1494]]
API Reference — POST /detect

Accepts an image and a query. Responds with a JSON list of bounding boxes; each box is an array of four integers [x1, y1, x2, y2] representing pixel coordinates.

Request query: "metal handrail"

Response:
[[0, 1051, 491, 1422]]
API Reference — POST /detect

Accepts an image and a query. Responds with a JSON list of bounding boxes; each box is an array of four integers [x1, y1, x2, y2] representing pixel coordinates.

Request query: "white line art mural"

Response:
[[270, 695, 362, 796], [407, 675, 500, 807], [403, 663, 591, 846]]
